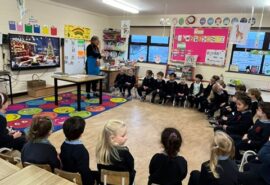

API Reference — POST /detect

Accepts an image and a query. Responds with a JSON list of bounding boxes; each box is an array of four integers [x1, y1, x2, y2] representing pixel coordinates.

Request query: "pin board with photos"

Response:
[[166, 64, 194, 81], [171, 27, 230, 66]]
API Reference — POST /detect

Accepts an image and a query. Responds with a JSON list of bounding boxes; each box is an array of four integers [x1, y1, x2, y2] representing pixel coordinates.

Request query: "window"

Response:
[[229, 31, 270, 75], [128, 35, 170, 64]]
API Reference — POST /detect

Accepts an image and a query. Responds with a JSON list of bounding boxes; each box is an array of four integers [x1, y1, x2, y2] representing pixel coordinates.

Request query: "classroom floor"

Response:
[[13, 87, 213, 185]]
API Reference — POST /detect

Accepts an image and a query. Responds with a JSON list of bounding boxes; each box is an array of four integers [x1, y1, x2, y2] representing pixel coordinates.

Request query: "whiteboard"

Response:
[[64, 39, 86, 74]]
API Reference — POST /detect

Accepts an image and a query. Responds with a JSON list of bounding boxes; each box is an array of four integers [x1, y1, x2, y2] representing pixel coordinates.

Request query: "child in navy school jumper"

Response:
[[248, 88, 263, 117], [164, 73, 178, 104], [188, 74, 204, 108], [175, 77, 189, 107], [198, 75, 220, 112], [0, 92, 26, 151], [214, 92, 253, 138], [148, 128, 187, 185], [123, 68, 136, 98], [137, 70, 155, 101], [151, 71, 166, 104], [21, 116, 60, 171], [207, 80, 229, 119], [60, 117, 95, 185], [235, 102, 270, 160], [114, 68, 126, 96], [238, 139, 270, 185]]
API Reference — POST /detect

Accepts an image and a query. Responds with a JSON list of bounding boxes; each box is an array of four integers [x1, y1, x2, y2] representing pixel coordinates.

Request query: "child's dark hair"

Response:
[[0, 92, 8, 109], [212, 75, 220, 82], [195, 74, 203, 80], [235, 84, 246, 92], [169, 73, 177, 78], [146, 70, 153, 77], [161, 128, 182, 158], [28, 116, 53, 141], [63, 116, 86, 141], [259, 102, 270, 119], [157, 71, 164, 77], [236, 92, 251, 108], [248, 88, 262, 101]]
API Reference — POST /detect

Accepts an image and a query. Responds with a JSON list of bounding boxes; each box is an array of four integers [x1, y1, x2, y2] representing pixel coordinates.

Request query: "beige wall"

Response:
[[109, 13, 270, 89], [0, 0, 109, 94]]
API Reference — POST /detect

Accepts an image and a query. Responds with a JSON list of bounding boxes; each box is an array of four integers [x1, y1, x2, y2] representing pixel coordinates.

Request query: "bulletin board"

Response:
[[64, 39, 86, 74], [64, 25, 91, 40], [171, 27, 230, 66]]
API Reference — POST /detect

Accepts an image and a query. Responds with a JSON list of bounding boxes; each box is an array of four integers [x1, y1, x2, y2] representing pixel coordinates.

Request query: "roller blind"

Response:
[[130, 26, 171, 37]]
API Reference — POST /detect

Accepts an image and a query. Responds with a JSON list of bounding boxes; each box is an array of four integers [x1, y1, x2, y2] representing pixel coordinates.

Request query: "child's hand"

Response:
[[242, 134, 248, 140], [13, 131, 22, 139], [220, 103, 226, 107], [222, 125, 227, 130], [157, 89, 160, 92], [222, 116, 228, 121], [144, 86, 148, 89]]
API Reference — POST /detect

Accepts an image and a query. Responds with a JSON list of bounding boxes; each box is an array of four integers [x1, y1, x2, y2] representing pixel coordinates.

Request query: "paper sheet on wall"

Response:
[[64, 39, 86, 74], [64, 25, 91, 40], [205, 49, 226, 66], [121, 20, 130, 38], [230, 23, 251, 45]]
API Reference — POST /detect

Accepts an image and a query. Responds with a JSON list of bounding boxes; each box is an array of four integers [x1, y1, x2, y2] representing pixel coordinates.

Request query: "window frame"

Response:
[[128, 35, 170, 65], [229, 29, 270, 76]]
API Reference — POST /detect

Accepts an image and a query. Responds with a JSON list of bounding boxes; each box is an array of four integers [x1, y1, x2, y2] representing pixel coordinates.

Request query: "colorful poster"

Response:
[[33, 24, 40, 33], [51, 26, 57, 36], [64, 25, 91, 40], [205, 50, 226, 66], [42, 25, 49, 35], [17, 23, 23, 32], [121, 20, 130, 38], [171, 27, 229, 65], [9, 21, 16, 30], [25, 24, 33, 33], [230, 23, 251, 45], [64, 39, 86, 74]]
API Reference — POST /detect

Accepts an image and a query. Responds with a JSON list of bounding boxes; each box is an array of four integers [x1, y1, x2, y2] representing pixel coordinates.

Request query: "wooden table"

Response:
[[101, 69, 119, 92], [52, 74, 105, 111], [0, 158, 20, 181], [0, 165, 75, 185]]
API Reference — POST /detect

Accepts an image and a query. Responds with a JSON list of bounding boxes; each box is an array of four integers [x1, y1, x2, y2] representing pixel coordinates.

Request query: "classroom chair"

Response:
[[0, 147, 21, 165], [54, 168, 83, 185], [22, 162, 52, 172], [101, 169, 130, 185], [239, 150, 257, 172]]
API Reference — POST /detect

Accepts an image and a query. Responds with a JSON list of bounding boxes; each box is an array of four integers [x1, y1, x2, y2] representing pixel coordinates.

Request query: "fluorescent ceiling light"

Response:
[[102, 0, 139, 14]]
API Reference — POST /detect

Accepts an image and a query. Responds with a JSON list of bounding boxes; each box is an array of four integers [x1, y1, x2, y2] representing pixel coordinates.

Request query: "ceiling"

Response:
[[51, 0, 270, 16]]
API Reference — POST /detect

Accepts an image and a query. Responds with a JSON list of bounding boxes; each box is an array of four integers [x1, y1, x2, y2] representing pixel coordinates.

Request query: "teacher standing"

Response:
[[86, 36, 102, 99]]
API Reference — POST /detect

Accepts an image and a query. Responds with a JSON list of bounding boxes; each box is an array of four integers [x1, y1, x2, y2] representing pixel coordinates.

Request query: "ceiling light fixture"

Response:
[[102, 0, 139, 14]]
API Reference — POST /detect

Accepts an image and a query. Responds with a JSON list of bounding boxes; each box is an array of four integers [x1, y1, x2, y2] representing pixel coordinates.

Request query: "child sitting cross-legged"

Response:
[[175, 77, 189, 107], [151, 71, 166, 104]]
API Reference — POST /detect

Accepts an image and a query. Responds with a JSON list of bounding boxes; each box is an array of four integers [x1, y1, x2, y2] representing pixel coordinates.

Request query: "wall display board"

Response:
[[64, 39, 86, 74], [64, 25, 91, 40], [171, 27, 230, 66]]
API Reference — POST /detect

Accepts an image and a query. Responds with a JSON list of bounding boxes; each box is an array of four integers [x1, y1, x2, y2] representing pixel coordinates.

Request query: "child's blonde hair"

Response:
[[96, 120, 126, 165], [209, 131, 235, 178]]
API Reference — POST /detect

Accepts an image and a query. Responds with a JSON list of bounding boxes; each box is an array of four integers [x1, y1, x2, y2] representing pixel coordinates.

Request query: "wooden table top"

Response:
[[0, 165, 75, 185], [0, 158, 20, 181], [52, 74, 105, 83]]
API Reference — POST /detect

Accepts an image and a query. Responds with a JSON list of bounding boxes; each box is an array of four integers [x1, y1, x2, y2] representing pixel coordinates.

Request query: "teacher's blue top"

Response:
[[86, 44, 101, 75]]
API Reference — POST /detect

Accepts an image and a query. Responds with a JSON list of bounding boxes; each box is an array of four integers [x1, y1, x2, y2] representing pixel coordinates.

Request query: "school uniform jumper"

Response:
[[188, 82, 204, 108], [207, 90, 229, 117], [148, 153, 187, 185], [114, 73, 126, 93], [175, 83, 189, 106], [198, 83, 214, 112], [123, 75, 136, 97], [151, 79, 166, 103], [137, 77, 155, 97], [164, 80, 178, 103]]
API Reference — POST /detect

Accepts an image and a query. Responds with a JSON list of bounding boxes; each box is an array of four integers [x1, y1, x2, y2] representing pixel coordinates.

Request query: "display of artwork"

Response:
[[64, 25, 91, 40], [64, 39, 86, 74], [42, 25, 49, 35], [9, 34, 60, 70], [33, 24, 40, 33], [171, 27, 229, 66], [230, 23, 251, 45], [121, 20, 130, 38], [262, 55, 270, 75], [166, 64, 194, 80], [236, 31, 265, 49]]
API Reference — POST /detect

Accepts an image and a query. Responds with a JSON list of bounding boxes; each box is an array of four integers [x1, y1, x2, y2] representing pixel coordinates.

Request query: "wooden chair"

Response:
[[54, 168, 83, 185], [101, 169, 129, 185], [22, 162, 52, 172], [0, 148, 21, 164]]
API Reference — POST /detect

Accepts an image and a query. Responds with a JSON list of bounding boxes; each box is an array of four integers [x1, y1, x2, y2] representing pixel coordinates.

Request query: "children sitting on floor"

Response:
[[114, 68, 126, 96], [96, 120, 136, 185], [198, 75, 220, 112], [148, 128, 187, 185], [248, 88, 263, 117], [207, 80, 229, 119], [175, 77, 189, 107], [188, 74, 204, 108], [214, 92, 253, 138], [188, 131, 238, 185], [60, 116, 95, 185], [137, 70, 155, 101], [235, 102, 270, 160], [164, 73, 178, 104], [151, 71, 166, 104], [21, 116, 60, 171], [0, 92, 26, 151], [123, 68, 136, 98]]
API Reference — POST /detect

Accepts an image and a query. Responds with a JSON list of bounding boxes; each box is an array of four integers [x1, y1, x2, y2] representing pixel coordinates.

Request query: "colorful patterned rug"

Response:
[[6, 91, 128, 132]]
